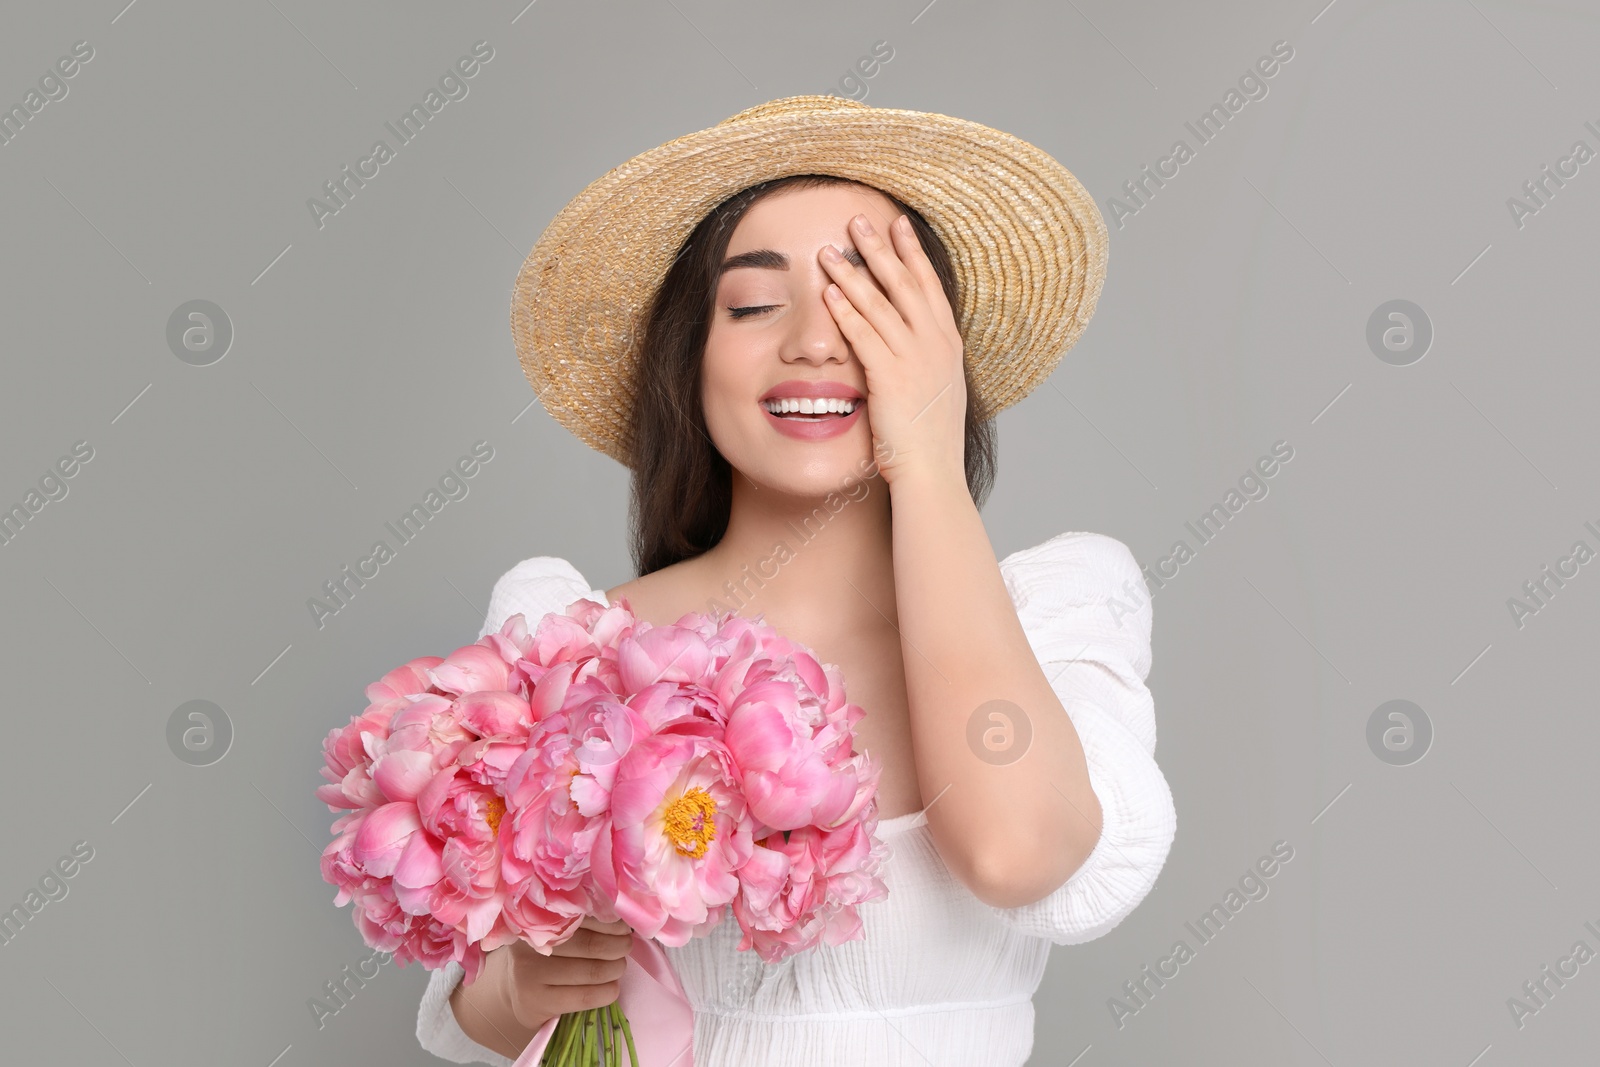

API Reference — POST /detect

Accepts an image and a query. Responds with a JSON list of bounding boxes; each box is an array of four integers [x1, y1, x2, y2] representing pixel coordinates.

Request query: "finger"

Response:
[[890, 213, 959, 334], [537, 951, 630, 987], [823, 282, 896, 372], [580, 916, 633, 935], [563, 926, 635, 960], [527, 978, 622, 1016], [820, 240, 915, 358], [534, 927, 634, 960], [512, 927, 632, 962], [844, 212, 930, 332]]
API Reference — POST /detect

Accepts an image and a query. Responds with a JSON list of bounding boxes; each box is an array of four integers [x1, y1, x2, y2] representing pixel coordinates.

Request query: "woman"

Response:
[[417, 95, 1176, 1066]]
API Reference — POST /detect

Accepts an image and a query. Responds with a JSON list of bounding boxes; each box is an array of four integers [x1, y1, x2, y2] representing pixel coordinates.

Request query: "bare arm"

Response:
[[888, 466, 1104, 907]]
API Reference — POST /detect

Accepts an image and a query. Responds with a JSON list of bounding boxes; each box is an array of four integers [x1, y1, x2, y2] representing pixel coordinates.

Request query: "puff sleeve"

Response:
[[982, 531, 1177, 945], [473, 555, 599, 641], [415, 556, 598, 1065]]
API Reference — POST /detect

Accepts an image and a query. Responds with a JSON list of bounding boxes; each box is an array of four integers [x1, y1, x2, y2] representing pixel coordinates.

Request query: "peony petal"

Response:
[[365, 657, 444, 704], [393, 828, 445, 890], [617, 627, 712, 693], [427, 645, 512, 695], [454, 690, 530, 739], [352, 802, 421, 878], [724, 703, 797, 773], [372, 749, 436, 803]]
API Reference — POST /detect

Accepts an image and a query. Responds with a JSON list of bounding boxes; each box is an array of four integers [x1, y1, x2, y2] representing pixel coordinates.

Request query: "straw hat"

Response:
[[510, 94, 1109, 468]]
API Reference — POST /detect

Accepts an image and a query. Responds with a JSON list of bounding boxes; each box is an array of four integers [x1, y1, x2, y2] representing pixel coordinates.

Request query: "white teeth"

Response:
[[763, 397, 858, 416]]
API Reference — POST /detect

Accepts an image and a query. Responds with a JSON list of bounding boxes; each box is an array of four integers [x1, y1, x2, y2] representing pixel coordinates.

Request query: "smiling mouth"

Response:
[[760, 398, 862, 420]]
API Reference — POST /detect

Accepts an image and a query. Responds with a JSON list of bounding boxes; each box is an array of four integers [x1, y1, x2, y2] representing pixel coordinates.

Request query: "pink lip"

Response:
[[762, 401, 864, 441], [761, 379, 865, 401]]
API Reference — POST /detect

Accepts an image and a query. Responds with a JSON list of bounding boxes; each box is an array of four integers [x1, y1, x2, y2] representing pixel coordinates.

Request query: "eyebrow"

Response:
[[719, 246, 866, 274]]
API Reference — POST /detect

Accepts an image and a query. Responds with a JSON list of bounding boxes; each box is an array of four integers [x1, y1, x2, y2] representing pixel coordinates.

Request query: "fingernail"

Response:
[[822, 244, 843, 261], [854, 214, 874, 235]]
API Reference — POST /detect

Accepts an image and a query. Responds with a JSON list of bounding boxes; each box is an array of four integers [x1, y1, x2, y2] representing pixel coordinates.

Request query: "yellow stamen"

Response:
[[662, 786, 718, 859], [484, 795, 506, 835]]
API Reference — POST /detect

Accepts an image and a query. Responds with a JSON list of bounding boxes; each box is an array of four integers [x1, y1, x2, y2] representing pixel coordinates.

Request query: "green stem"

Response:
[[543, 1009, 583, 1066], [545, 1012, 565, 1066], [618, 1003, 640, 1067], [537, 1003, 641, 1067]]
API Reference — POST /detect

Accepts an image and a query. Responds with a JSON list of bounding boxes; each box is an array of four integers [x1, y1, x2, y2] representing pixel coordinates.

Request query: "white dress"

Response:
[[416, 530, 1177, 1066]]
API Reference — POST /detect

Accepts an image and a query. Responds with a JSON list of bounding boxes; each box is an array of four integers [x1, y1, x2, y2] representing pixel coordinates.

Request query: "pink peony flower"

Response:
[[732, 817, 890, 963], [593, 730, 755, 945], [315, 705, 395, 811], [722, 678, 865, 832]]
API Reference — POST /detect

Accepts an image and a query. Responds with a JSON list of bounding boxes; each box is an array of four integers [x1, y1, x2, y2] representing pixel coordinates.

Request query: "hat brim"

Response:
[[511, 95, 1109, 468]]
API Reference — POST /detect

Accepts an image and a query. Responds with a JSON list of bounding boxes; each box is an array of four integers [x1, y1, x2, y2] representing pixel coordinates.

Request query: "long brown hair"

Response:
[[626, 174, 997, 577]]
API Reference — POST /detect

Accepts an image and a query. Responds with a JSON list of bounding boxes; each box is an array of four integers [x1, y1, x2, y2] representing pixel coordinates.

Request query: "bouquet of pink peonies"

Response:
[[317, 595, 890, 1066]]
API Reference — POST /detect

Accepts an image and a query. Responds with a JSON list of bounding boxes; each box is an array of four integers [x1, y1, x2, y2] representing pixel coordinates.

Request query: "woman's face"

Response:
[[700, 182, 899, 496]]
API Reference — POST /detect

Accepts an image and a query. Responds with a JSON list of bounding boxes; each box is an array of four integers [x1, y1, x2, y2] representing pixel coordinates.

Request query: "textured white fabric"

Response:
[[416, 531, 1177, 1065]]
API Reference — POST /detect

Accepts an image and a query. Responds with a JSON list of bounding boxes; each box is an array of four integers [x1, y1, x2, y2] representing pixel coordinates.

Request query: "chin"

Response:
[[739, 445, 880, 497]]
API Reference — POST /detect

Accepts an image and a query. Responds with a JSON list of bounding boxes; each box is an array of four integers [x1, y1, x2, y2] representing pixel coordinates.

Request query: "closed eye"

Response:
[[727, 305, 778, 320]]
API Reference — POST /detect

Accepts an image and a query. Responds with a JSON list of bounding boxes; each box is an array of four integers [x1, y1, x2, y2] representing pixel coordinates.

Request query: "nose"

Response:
[[780, 272, 851, 367]]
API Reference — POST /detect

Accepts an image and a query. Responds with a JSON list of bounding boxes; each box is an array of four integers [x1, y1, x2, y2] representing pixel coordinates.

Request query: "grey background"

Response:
[[2, 1, 1596, 1064]]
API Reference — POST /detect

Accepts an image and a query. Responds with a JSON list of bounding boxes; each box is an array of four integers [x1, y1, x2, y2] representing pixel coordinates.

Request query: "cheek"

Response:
[[698, 348, 747, 432]]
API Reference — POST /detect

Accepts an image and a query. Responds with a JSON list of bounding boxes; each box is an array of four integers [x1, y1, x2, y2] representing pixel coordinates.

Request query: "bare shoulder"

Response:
[[604, 556, 714, 627]]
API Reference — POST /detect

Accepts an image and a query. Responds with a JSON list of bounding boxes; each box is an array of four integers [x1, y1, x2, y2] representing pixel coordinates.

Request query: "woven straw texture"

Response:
[[510, 94, 1109, 468]]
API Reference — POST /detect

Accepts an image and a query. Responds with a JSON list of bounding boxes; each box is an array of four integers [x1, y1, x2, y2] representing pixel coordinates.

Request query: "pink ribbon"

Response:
[[511, 936, 694, 1067]]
